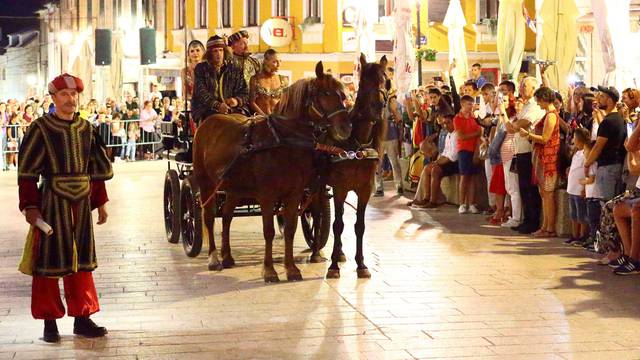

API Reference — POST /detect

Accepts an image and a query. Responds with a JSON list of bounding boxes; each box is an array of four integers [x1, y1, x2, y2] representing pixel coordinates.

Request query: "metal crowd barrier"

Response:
[[1, 120, 174, 166]]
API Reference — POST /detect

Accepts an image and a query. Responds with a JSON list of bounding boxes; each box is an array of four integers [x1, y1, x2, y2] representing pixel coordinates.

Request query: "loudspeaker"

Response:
[[139, 28, 156, 65], [520, 60, 530, 74], [95, 29, 112, 66]]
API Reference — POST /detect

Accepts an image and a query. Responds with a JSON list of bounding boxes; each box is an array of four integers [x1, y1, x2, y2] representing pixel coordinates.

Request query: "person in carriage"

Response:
[[191, 35, 250, 124], [227, 30, 261, 89]]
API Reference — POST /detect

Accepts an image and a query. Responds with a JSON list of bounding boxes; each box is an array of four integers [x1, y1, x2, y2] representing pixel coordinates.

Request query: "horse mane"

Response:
[[351, 61, 388, 152], [273, 78, 311, 118], [273, 75, 345, 119]]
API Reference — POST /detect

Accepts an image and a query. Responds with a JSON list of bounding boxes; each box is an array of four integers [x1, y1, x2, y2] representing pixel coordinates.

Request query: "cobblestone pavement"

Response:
[[2, 161, 640, 359]]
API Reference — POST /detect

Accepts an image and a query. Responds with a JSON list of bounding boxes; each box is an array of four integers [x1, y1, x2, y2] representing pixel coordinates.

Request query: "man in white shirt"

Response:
[[410, 113, 459, 209], [506, 76, 546, 233], [147, 83, 163, 102]]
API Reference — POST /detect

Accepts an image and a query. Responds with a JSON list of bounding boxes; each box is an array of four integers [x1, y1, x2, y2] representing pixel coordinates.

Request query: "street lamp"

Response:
[[58, 31, 73, 73]]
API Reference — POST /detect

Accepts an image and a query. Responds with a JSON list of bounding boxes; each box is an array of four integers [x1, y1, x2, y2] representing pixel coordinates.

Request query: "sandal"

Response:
[[532, 229, 548, 237]]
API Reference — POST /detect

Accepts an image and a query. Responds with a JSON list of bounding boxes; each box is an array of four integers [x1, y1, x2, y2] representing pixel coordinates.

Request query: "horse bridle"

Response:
[[307, 86, 349, 132], [356, 87, 388, 124]]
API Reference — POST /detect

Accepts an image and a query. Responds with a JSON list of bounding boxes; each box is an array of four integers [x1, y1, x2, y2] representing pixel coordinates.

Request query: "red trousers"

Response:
[[31, 272, 100, 320]]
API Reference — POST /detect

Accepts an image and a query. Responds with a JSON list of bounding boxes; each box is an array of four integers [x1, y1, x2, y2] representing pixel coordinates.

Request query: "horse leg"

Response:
[[327, 189, 347, 279], [202, 196, 222, 271], [221, 195, 239, 269], [259, 200, 279, 283], [354, 187, 371, 278], [310, 194, 326, 263], [283, 195, 303, 281]]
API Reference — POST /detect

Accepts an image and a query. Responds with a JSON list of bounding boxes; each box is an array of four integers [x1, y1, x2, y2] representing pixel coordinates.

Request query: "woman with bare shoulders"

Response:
[[249, 49, 288, 116], [182, 40, 205, 100]]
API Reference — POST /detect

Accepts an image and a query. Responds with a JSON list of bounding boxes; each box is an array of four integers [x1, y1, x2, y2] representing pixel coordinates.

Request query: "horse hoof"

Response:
[[357, 268, 371, 278], [208, 262, 223, 272], [222, 257, 235, 269], [287, 272, 303, 282], [309, 254, 325, 263], [326, 269, 341, 279], [264, 274, 280, 283], [338, 254, 347, 263]]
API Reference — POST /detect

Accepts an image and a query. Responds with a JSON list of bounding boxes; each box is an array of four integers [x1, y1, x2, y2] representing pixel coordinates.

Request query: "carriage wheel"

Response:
[[301, 191, 331, 250], [164, 170, 181, 244], [180, 178, 203, 257]]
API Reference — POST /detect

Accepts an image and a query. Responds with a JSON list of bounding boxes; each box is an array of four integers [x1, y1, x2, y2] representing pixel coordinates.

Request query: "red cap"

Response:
[[48, 73, 84, 95]]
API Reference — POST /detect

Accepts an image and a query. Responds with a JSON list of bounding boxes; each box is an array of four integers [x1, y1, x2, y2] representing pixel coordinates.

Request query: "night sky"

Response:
[[0, 0, 50, 37]]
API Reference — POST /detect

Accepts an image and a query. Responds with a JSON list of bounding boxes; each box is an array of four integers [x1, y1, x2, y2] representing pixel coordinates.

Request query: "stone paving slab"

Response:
[[1, 161, 640, 359]]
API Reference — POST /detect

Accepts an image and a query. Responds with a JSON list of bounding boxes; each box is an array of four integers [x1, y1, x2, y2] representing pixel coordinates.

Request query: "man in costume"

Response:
[[18, 73, 113, 343], [227, 30, 261, 88], [191, 35, 250, 122]]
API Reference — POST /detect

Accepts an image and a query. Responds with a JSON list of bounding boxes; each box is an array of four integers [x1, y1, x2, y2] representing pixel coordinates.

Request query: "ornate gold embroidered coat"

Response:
[[18, 114, 113, 277]]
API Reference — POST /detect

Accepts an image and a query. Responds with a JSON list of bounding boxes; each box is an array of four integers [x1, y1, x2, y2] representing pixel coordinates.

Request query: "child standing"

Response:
[[565, 128, 590, 245], [579, 130, 601, 250], [125, 121, 139, 161], [454, 95, 482, 214]]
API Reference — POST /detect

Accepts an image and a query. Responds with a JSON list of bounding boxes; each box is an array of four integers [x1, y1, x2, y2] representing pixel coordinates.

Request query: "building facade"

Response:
[[0, 30, 42, 100], [163, 0, 537, 89]]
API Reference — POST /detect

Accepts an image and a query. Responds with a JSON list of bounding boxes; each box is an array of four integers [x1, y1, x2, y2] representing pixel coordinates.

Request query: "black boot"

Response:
[[43, 320, 60, 343], [73, 317, 107, 338]]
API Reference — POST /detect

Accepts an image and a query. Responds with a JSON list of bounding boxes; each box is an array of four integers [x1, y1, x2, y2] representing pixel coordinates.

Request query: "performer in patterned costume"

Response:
[[191, 35, 250, 122], [227, 30, 261, 88], [18, 73, 113, 343]]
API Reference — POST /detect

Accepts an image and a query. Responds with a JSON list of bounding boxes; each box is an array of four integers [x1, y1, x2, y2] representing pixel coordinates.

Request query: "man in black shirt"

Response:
[[584, 86, 626, 201]]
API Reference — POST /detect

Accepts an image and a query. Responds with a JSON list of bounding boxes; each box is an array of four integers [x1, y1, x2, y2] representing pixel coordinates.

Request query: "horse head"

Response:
[[350, 54, 390, 147], [307, 61, 352, 141]]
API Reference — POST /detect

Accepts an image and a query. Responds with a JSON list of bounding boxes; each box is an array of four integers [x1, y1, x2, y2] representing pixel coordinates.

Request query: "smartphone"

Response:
[[433, 76, 443, 82], [475, 96, 481, 104], [627, 123, 634, 138]]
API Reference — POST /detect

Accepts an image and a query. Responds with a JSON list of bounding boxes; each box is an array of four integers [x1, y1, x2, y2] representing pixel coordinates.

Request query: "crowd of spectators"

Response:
[[0, 91, 186, 169], [390, 60, 640, 276]]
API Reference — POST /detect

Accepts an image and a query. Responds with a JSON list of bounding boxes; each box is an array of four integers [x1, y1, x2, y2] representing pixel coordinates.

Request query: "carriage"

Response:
[[161, 133, 331, 258]]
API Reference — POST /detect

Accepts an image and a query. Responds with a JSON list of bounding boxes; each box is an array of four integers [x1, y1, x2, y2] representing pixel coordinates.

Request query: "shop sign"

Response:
[[260, 18, 293, 47]]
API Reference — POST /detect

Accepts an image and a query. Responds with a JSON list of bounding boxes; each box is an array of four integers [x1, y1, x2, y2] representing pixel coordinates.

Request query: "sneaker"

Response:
[[373, 190, 384, 197], [468, 205, 480, 214], [614, 260, 640, 275], [501, 218, 520, 228], [608, 255, 628, 269], [458, 204, 468, 214]]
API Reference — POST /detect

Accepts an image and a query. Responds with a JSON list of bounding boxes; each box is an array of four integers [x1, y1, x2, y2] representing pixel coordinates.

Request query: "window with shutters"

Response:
[[246, 0, 258, 26], [273, 0, 288, 17], [378, 0, 393, 20], [220, 0, 231, 28], [196, 0, 208, 28], [477, 0, 498, 20], [304, 0, 321, 21], [174, 0, 184, 29], [87, 0, 93, 24]]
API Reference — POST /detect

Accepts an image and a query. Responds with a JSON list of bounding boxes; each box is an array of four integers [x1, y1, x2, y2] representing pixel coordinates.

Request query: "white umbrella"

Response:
[[443, 0, 468, 90], [591, 0, 635, 90], [497, 0, 526, 81], [535, 0, 579, 95], [352, 0, 376, 90], [392, 0, 417, 100]]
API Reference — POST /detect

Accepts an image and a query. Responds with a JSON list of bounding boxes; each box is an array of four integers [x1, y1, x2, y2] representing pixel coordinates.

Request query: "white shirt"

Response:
[[514, 97, 545, 154], [585, 163, 600, 199], [567, 150, 586, 196], [442, 131, 459, 162]]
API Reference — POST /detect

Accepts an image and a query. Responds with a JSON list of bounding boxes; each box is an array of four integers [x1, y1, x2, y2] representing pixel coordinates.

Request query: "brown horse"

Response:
[[192, 62, 351, 282], [314, 54, 390, 279]]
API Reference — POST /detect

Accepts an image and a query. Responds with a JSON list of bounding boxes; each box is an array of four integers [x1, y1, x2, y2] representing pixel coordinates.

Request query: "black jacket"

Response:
[[191, 61, 250, 121]]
